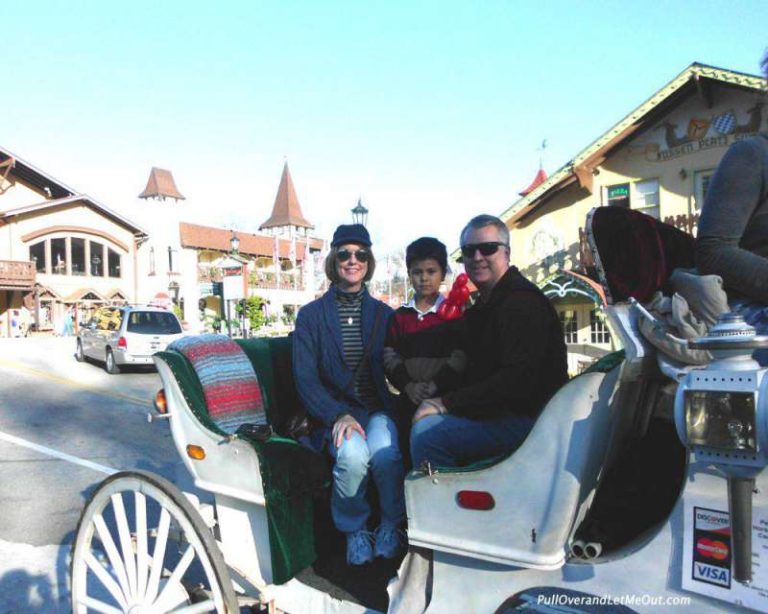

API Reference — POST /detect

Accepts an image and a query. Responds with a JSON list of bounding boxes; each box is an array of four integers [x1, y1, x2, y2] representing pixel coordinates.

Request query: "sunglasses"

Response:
[[337, 248, 371, 263], [460, 242, 507, 258]]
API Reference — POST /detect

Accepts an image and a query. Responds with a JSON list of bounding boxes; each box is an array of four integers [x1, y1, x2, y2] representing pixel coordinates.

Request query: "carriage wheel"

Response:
[[71, 470, 238, 613]]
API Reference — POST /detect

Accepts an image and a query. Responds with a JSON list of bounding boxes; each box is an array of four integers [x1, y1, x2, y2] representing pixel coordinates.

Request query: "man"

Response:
[[410, 214, 568, 467]]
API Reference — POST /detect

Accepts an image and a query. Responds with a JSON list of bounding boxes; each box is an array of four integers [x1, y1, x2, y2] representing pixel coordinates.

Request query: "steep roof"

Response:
[[0, 194, 148, 237], [0, 146, 78, 199], [259, 162, 313, 230], [500, 62, 766, 227], [179, 222, 323, 259], [519, 167, 548, 197], [138, 167, 186, 200]]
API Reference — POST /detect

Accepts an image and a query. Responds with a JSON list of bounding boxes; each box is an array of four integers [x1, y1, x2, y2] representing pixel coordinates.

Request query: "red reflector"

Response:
[[456, 490, 495, 510], [118, 336, 127, 349]]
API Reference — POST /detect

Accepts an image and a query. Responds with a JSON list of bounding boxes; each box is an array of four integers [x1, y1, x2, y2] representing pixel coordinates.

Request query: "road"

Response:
[[0, 336, 194, 613]]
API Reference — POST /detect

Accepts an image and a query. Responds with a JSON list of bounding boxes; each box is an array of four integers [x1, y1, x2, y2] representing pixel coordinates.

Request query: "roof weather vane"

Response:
[[537, 139, 548, 169]]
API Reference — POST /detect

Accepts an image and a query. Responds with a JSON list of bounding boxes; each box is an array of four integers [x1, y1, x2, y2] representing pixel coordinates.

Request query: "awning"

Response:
[[64, 287, 107, 303]]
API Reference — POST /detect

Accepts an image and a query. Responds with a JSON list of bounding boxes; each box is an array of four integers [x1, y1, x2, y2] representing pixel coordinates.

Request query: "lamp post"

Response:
[[351, 198, 368, 227], [168, 281, 180, 303], [230, 231, 240, 255]]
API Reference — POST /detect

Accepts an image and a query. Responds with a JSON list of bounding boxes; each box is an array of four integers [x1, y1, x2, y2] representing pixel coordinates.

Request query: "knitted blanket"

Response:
[[168, 334, 266, 432]]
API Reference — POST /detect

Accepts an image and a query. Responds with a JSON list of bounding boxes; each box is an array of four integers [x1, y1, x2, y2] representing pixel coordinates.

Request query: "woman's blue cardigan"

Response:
[[293, 286, 394, 435]]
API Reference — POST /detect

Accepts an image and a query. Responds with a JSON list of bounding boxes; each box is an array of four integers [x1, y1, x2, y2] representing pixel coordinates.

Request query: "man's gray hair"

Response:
[[460, 214, 510, 246]]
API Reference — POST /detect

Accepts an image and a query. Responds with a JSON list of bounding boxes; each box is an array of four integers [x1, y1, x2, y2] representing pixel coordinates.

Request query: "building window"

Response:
[[51, 238, 67, 275], [559, 310, 578, 344], [606, 183, 630, 209], [149, 247, 156, 275], [590, 309, 611, 344], [71, 238, 86, 276], [90, 241, 104, 276], [694, 169, 714, 211], [168, 247, 178, 273], [29, 241, 46, 272], [634, 179, 660, 219], [108, 248, 121, 278]]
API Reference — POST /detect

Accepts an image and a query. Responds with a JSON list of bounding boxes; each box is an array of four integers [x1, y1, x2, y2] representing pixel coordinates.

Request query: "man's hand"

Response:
[[332, 414, 366, 448], [412, 398, 447, 424], [405, 381, 437, 405]]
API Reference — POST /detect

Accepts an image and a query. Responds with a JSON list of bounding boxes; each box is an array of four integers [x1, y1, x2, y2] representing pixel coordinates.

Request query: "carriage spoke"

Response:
[[152, 545, 195, 611], [172, 600, 217, 614], [93, 513, 132, 601], [111, 493, 138, 600], [84, 551, 129, 610], [79, 595, 124, 614], [145, 507, 171, 604], [135, 491, 149, 599]]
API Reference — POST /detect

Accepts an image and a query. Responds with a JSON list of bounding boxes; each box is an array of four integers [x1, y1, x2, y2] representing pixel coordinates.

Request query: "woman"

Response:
[[696, 51, 768, 361], [293, 223, 405, 566]]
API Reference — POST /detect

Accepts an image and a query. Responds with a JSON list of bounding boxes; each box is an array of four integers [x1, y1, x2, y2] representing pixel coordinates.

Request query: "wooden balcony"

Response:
[[0, 260, 35, 290]]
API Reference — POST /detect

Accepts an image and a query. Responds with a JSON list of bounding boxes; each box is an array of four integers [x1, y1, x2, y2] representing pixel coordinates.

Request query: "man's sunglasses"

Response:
[[337, 248, 371, 263], [460, 241, 507, 258]]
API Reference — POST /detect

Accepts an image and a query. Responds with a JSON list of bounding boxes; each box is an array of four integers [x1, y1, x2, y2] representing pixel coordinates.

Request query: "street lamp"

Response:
[[351, 198, 368, 227], [230, 231, 240, 256]]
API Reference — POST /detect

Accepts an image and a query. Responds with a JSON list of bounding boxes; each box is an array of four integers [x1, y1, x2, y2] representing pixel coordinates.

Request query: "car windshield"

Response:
[[126, 311, 182, 335]]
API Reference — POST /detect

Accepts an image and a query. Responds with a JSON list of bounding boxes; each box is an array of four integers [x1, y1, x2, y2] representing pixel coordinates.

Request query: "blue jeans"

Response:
[[410, 413, 534, 468], [328, 412, 405, 533]]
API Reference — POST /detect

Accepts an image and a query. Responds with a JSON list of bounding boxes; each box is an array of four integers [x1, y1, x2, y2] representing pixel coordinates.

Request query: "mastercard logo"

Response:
[[696, 538, 729, 561]]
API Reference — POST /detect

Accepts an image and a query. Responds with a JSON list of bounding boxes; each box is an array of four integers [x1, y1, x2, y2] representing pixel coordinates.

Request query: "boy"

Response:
[[384, 238, 466, 459]]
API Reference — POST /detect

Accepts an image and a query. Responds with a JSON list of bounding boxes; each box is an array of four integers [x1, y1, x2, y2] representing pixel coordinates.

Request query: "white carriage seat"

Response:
[[405, 364, 624, 570]]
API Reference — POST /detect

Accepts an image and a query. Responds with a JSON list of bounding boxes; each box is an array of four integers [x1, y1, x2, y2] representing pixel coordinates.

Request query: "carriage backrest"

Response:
[[586, 206, 695, 305], [157, 335, 303, 438]]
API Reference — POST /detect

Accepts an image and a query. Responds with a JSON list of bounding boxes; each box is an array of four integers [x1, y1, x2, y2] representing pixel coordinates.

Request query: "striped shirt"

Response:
[[335, 287, 380, 410]]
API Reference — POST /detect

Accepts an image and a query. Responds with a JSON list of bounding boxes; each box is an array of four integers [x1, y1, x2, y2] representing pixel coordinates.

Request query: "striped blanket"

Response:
[[169, 334, 266, 432]]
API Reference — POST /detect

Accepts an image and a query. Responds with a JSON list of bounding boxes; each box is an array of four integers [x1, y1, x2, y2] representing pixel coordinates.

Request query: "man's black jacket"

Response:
[[441, 266, 568, 420]]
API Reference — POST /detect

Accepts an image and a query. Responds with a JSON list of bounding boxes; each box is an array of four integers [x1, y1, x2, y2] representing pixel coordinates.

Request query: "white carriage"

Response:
[[70, 206, 768, 613]]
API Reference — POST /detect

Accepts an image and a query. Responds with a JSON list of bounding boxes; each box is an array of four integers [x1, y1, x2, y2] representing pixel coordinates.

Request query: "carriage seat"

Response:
[[155, 335, 329, 585]]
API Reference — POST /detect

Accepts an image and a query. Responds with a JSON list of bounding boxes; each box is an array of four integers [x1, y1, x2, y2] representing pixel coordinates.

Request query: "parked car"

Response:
[[75, 305, 184, 373]]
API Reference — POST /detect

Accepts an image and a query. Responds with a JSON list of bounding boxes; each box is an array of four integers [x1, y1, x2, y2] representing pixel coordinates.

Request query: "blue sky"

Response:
[[2, 1, 766, 256]]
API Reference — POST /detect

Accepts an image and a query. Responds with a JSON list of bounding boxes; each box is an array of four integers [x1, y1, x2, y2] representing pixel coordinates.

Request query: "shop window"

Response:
[[51, 238, 67, 275], [559, 310, 578, 344], [694, 169, 714, 211], [90, 241, 104, 276], [71, 238, 86, 276], [634, 179, 660, 219], [606, 183, 630, 209], [29, 241, 46, 272], [590, 308, 611, 344], [108, 248, 121, 278]]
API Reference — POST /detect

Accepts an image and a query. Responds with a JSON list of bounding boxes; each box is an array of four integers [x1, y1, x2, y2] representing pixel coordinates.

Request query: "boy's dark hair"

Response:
[[406, 237, 448, 276]]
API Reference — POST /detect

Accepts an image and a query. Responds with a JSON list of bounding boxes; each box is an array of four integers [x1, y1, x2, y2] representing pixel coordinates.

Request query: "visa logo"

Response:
[[694, 562, 730, 587]]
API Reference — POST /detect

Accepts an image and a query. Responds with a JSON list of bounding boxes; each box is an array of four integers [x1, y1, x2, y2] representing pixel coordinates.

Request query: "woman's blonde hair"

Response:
[[324, 245, 376, 284]]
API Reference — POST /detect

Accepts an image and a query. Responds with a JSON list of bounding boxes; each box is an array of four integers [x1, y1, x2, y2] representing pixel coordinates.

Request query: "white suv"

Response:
[[75, 306, 185, 374]]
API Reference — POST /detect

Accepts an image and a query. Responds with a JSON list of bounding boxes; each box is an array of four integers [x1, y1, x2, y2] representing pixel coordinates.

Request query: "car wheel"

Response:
[[75, 340, 85, 362], [105, 348, 121, 374]]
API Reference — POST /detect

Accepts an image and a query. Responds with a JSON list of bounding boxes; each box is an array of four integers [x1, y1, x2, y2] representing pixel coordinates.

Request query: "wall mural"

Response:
[[628, 101, 765, 162]]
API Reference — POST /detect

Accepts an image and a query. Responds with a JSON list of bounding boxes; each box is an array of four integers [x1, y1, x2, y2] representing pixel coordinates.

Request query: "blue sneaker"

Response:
[[346, 530, 374, 566], [374, 523, 406, 559]]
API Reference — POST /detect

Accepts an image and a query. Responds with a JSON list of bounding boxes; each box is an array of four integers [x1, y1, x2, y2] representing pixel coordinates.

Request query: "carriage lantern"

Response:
[[675, 312, 768, 584]]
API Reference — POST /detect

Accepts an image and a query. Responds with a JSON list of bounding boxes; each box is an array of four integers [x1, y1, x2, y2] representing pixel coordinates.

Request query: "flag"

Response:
[[273, 235, 280, 288], [712, 110, 736, 135], [687, 118, 711, 140]]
